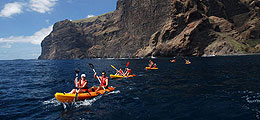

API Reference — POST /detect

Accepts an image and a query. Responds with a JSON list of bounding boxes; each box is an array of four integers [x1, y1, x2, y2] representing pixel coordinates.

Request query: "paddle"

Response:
[[88, 63, 106, 90], [75, 68, 79, 77], [124, 62, 130, 75], [74, 68, 80, 101], [111, 65, 125, 76], [126, 62, 130, 67]]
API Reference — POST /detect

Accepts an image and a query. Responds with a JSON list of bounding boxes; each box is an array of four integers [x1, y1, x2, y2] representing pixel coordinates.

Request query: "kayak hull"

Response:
[[110, 74, 136, 78], [55, 87, 115, 103], [145, 67, 158, 70]]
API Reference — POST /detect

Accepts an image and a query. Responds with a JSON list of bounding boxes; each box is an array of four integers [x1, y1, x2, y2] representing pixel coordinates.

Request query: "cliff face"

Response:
[[39, 0, 260, 59]]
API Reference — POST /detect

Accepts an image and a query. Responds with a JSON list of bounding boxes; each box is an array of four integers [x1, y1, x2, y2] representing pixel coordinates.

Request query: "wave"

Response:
[[73, 95, 102, 108], [43, 97, 61, 107], [108, 90, 120, 94]]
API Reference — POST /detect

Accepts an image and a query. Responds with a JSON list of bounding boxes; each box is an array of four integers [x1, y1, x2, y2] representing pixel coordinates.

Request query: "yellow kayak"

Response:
[[55, 87, 115, 103], [110, 74, 136, 78], [145, 67, 158, 70]]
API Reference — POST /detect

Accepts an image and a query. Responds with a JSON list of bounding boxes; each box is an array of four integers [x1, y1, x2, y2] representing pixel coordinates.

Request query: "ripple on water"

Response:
[[238, 90, 260, 119]]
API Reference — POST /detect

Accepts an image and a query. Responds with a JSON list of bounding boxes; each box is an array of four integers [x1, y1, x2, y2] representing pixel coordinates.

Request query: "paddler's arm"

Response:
[[74, 77, 79, 87], [124, 69, 127, 76], [124, 68, 127, 74], [94, 72, 97, 79], [115, 71, 119, 75], [104, 78, 109, 88]]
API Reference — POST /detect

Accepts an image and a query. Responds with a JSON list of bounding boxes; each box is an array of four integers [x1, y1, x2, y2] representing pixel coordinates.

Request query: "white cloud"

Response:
[[0, 0, 58, 18], [29, 0, 58, 13], [87, 14, 95, 18], [0, 25, 53, 46], [0, 2, 24, 17]]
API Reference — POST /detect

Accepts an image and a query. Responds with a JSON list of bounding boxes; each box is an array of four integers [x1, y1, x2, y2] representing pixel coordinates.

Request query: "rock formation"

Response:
[[39, 0, 260, 59]]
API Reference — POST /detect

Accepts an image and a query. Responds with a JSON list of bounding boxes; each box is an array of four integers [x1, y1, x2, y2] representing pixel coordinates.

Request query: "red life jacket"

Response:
[[99, 77, 108, 87], [127, 69, 131, 73], [119, 70, 124, 75], [78, 79, 88, 92], [153, 64, 157, 68]]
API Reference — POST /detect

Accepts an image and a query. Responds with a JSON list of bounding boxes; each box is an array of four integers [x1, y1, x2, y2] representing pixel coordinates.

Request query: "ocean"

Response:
[[1, 55, 260, 120]]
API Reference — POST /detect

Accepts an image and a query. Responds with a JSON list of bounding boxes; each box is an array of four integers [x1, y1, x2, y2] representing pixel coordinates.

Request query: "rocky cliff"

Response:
[[39, 0, 260, 59]]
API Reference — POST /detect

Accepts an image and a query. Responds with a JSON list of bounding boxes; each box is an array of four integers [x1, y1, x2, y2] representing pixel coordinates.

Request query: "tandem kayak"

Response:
[[55, 87, 115, 103], [145, 67, 158, 70], [110, 74, 136, 78]]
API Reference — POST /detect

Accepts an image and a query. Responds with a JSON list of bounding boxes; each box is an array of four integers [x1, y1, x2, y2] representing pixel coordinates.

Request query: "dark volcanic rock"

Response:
[[39, 0, 260, 59]]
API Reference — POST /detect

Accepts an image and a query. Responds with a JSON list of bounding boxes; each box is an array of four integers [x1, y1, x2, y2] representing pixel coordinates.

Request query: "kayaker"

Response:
[[93, 71, 109, 92], [170, 57, 176, 62], [149, 60, 155, 68], [125, 68, 132, 76], [153, 63, 157, 68], [115, 68, 124, 76], [68, 74, 89, 94], [184, 59, 191, 64]]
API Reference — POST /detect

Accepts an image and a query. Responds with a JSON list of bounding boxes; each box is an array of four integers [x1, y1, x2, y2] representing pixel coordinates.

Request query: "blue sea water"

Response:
[[0, 55, 260, 120]]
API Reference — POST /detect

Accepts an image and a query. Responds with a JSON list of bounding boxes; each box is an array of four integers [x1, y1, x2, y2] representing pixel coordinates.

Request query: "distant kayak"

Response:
[[55, 87, 115, 103], [170, 60, 176, 63], [184, 59, 191, 64], [110, 74, 136, 79], [145, 67, 158, 70]]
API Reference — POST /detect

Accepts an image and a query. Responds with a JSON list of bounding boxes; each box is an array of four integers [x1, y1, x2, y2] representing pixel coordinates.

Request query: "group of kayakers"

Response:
[[68, 71, 109, 94], [66, 57, 191, 94]]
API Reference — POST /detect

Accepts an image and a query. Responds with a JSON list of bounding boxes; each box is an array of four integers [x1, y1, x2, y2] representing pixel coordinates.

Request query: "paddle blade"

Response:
[[89, 63, 94, 69], [126, 62, 130, 67], [111, 65, 116, 70], [75, 68, 80, 74]]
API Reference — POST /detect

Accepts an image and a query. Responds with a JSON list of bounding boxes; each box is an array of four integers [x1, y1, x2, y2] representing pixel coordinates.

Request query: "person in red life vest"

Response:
[[170, 57, 176, 62], [149, 60, 154, 68], [124, 68, 132, 76], [184, 59, 191, 64], [93, 71, 109, 92], [115, 68, 124, 76], [68, 74, 88, 94], [153, 63, 157, 68]]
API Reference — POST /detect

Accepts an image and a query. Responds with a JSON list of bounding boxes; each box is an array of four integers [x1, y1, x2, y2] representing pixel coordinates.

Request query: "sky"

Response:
[[0, 0, 117, 60]]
